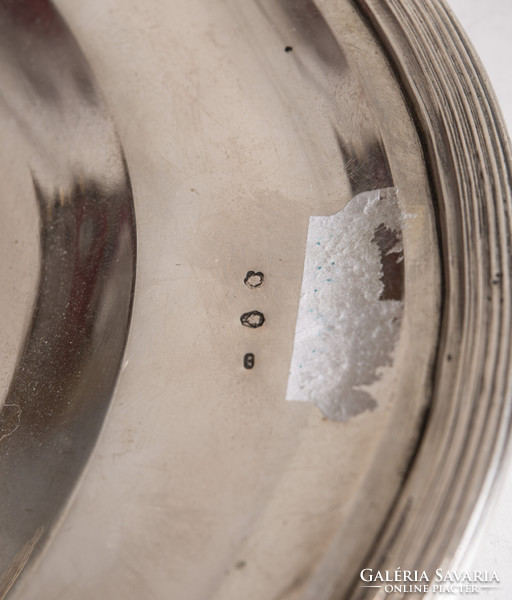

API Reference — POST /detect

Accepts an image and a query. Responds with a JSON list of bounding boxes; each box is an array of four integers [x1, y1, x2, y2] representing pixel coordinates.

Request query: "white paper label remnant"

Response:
[[286, 187, 404, 421]]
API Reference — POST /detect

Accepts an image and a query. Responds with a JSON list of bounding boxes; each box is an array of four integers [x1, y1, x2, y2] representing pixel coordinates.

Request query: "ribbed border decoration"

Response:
[[351, 0, 512, 596]]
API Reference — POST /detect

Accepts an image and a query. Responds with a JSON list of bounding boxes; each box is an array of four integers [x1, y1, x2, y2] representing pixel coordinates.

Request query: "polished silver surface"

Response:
[[0, 1, 135, 597], [0, 0, 510, 599]]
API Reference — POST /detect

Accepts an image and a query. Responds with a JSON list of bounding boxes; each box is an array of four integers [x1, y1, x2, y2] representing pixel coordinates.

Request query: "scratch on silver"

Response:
[[0, 526, 44, 600], [286, 187, 404, 421], [0, 404, 22, 443]]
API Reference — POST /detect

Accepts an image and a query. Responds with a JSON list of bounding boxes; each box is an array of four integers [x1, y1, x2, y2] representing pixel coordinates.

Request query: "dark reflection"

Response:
[[1, 175, 134, 438], [0, 0, 136, 594], [336, 133, 393, 195], [0, 0, 64, 30], [0, 0, 97, 108], [0, 173, 135, 593]]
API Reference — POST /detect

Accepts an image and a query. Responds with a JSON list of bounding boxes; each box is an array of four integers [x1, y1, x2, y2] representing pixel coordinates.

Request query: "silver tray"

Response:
[[1, 1, 511, 598]]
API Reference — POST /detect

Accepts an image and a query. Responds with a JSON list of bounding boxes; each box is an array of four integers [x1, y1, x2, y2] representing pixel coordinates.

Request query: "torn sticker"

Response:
[[286, 187, 403, 421]]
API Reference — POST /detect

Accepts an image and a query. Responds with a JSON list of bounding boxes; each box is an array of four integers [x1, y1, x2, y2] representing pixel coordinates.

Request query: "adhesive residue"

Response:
[[286, 187, 403, 421]]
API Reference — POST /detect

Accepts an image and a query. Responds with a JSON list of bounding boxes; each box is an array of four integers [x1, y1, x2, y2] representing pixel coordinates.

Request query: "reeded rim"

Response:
[[349, 0, 512, 595]]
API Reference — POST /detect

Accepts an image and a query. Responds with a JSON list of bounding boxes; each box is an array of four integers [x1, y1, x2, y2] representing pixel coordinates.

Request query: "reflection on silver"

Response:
[[0, 1, 135, 596], [0, 0, 511, 599], [254, 0, 393, 197]]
